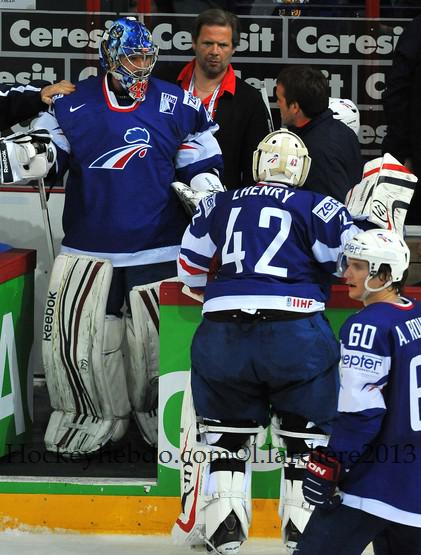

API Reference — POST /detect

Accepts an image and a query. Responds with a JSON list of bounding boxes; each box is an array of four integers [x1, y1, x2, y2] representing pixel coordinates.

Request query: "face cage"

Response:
[[101, 35, 158, 99]]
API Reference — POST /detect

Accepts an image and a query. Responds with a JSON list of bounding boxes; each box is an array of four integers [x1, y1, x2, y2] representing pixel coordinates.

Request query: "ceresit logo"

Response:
[[295, 25, 404, 56], [152, 22, 275, 53], [9, 19, 113, 49], [342, 352, 383, 372]]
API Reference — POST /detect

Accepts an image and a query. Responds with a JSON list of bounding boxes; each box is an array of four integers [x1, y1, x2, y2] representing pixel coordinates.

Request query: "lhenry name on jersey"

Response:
[[89, 127, 152, 170]]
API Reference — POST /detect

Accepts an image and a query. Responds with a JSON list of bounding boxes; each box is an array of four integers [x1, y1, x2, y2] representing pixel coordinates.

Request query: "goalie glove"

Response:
[[171, 172, 225, 216], [345, 153, 417, 236], [303, 447, 343, 510], [0, 129, 56, 185]]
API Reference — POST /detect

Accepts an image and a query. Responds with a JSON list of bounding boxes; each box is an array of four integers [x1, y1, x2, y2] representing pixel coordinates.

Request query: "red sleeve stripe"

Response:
[[178, 256, 208, 275]]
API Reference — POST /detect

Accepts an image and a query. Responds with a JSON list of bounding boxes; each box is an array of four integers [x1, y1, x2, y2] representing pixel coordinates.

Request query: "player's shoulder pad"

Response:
[[312, 195, 343, 223]]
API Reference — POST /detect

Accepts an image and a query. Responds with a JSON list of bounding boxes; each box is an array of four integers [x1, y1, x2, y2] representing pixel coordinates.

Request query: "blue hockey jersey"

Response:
[[329, 299, 421, 526], [35, 75, 223, 266], [178, 183, 359, 312]]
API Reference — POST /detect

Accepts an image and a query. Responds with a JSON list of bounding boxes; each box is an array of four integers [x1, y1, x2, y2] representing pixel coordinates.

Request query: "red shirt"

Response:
[[177, 60, 236, 118]]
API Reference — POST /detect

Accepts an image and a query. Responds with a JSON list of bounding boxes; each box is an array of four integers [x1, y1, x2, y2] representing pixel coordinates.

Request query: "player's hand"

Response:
[[302, 447, 342, 509], [41, 80, 76, 105]]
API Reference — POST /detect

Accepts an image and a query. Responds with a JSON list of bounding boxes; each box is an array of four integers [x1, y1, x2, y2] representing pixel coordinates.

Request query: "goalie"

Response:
[[173, 129, 416, 554], [24, 16, 224, 457]]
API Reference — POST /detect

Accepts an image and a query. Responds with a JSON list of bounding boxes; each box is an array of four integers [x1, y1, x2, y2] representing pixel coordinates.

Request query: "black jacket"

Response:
[[213, 78, 272, 190], [289, 110, 363, 203], [0, 84, 45, 131], [382, 15, 421, 224]]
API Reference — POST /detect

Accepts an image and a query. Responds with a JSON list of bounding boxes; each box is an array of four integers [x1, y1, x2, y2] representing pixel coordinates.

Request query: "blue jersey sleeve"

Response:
[[328, 312, 391, 469], [308, 195, 360, 276], [178, 194, 219, 290], [174, 91, 223, 184]]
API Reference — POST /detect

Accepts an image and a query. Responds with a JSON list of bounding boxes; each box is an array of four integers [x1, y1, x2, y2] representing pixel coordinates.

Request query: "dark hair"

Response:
[[377, 264, 408, 294], [192, 8, 241, 48], [276, 65, 329, 118]]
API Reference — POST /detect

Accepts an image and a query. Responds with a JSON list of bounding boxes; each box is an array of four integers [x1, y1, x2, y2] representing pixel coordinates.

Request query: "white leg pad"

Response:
[[271, 415, 329, 551], [127, 278, 177, 447], [172, 375, 252, 554], [43, 253, 130, 456]]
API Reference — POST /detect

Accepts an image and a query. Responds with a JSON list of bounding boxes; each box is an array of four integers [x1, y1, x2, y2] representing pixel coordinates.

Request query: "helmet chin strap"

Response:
[[361, 274, 393, 301]]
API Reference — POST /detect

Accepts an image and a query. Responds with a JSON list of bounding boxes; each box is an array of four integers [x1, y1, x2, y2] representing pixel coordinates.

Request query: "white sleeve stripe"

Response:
[[175, 128, 221, 169], [0, 85, 41, 96], [311, 239, 341, 263], [181, 227, 217, 259]]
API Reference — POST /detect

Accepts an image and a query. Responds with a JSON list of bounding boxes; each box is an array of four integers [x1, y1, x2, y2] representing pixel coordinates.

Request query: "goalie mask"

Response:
[[329, 97, 360, 135], [99, 17, 158, 101], [252, 129, 311, 187], [338, 228, 410, 292]]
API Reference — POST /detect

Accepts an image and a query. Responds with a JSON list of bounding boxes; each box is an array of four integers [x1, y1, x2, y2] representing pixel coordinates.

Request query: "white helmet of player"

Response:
[[339, 228, 410, 293], [329, 98, 360, 135], [252, 129, 312, 187]]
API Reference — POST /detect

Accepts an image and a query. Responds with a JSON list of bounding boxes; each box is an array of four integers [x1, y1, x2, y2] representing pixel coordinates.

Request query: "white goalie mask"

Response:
[[329, 97, 360, 135], [339, 228, 410, 291], [252, 129, 311, 187]]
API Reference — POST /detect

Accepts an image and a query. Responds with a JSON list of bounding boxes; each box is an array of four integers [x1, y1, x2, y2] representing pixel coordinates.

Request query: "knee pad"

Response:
[[271, 414, 330, 551], [172, 375, 264, 554], [42, 253, 130, 457]]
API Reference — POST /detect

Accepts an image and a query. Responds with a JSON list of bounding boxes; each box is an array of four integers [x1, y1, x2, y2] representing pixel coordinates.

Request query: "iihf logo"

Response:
[[89, 127, 152, 170]]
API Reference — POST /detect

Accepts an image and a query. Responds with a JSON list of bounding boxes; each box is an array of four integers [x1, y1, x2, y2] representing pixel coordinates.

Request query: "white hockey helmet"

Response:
[[340, 228, 410, 290], [252, 129, 311, 187], [329, 97, 360, 135]]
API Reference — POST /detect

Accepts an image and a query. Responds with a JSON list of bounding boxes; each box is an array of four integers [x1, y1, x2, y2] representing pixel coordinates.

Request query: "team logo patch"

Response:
[[183, 90, 201, 111], [203, 193, 216, 217], [160, 92, 178, 114], [89, 127, 152, 170], [312, 196, 342, 223]]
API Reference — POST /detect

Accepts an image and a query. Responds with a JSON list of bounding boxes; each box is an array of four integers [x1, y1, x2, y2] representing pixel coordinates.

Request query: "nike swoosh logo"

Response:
[[69, 104, 86, 112]]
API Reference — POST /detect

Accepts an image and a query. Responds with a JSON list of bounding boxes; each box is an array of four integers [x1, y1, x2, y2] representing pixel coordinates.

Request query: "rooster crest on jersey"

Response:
[[252, 129, 311, 187], [89, 127, 152, 169]]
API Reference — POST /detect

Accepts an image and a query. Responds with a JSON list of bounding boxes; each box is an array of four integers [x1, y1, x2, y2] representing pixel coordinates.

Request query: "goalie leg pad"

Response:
[[271, 413, 330, 552], [43, 253, 130, 456], [172, 376, 263, 554], [126, 278, 177, 447]]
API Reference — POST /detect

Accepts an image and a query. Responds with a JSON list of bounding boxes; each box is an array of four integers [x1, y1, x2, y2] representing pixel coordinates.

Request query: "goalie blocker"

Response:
[[0, 129, 56, 185], [345, 153, 417, 236]]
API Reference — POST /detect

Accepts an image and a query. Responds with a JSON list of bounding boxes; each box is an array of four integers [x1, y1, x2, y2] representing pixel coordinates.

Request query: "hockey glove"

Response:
[[171, 172, 225, 216], [0, 129, 56, 185], [303, 448, 342, 510], [345, 153, 417, 237]]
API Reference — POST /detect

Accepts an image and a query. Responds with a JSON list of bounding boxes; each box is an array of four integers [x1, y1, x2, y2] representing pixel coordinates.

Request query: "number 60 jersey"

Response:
[[178, 181, 359, 314], [329, 299, 421, 526]]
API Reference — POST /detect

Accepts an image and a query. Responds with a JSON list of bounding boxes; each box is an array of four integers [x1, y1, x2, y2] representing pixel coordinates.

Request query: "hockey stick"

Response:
[[36, 177, 55, 267]]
